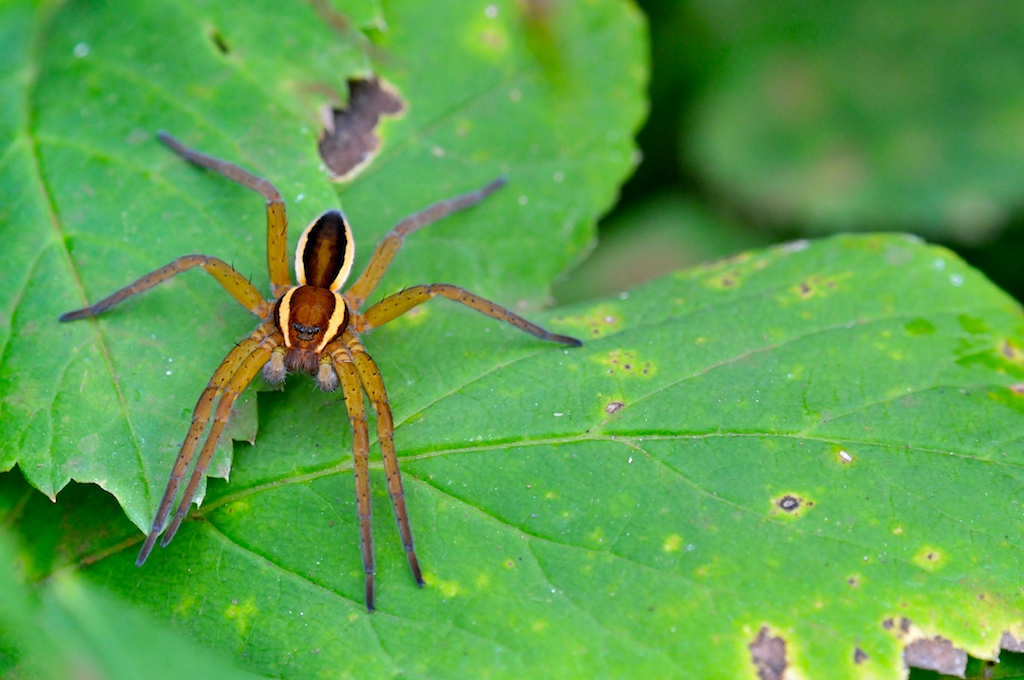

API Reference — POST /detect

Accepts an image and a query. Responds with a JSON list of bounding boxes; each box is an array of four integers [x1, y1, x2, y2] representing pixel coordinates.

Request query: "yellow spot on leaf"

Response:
[[463, 12, 510, 60], [596, 349, 655, 378], [225, 597, 259, 636], [425, 573, 464, 599], [532, 620, 548, 633], [663, 534, 683, 552], [779, 272, 852, 305], [559, 304, 624, 340], [1001, 339, 1024, 368], [913, 546, 944, 570], [175, 593, 197, 616]]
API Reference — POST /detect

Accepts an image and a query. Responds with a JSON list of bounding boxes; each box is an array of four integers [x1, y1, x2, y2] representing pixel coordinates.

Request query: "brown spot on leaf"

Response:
[[903, 637, 966, 676], [605, 401, 624, 415], [883, 616, 968, 677], [1000, 631, 1024, 652], [318, 77, 405, 182], [777, 495, 800, 512], [1010, 383, 1024, 395], [854, 647, 868, 664], [749, 627, 787, 680], [208, 29, 230, 55]]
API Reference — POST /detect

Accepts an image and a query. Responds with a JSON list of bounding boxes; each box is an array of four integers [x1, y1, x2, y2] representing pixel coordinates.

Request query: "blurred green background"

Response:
[[555, 0, 1024, 306]]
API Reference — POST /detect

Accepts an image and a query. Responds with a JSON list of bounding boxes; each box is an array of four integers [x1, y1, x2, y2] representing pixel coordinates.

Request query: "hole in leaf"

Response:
[[318, 77, 405, 182]]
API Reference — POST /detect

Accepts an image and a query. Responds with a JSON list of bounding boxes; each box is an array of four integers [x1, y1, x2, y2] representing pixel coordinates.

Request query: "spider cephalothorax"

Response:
[[61, 132, 581, 611]]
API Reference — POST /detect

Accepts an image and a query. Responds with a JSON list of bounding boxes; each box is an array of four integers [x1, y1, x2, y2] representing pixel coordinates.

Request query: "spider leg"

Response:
[[344, 177, 506, 309], [329, 344, 377, 611], [136, 324, 275, 564], [60, 255, 270, 322], [343, 331, 424, 591], [357, 283, 582, 346], [137, 329, 279, 562], [158, 132, 292, 297]]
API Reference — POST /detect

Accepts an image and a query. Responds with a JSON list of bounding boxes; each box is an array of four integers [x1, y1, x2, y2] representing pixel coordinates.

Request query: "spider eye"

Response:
[[294, 210, 354, 291], [292, 322, 321, 341]]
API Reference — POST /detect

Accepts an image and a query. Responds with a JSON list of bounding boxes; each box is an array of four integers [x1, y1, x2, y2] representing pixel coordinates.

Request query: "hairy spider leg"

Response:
[[331, 345, 378, 611], [344, 177, 507, 309], [345, 331, 423, 586], [135, 322, 277, 564], [357, 283, 582, 347], [158, 132, 292, 298], [157, 337, 279, 548], [60, 255, 269, 322]]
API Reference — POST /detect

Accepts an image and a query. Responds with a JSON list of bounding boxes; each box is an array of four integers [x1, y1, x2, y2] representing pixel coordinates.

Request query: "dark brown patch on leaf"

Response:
[[1000, 631, 1024, 652], [903, 636, 966, 676], [209, 29, 230, 54], [749, 626, 787, 680], [777, 495, 800, 512], [854, 647, 868, 664], [318, 77, 405, 182]]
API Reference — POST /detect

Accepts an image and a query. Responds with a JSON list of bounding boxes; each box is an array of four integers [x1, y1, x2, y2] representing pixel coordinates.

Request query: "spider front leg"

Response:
[[137, 325, 280, 563], [158, 132, 293, 297], [344, 178, 506, 309], [329, 332, 423, 611], [330, 345, 378, 611], [60, 255, 270, 321], [357, 283, 581, 347], [345, 331, 423, 586]]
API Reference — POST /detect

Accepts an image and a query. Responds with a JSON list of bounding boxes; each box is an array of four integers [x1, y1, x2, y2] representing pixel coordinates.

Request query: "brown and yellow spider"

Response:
[[61, 132, 581, 611]]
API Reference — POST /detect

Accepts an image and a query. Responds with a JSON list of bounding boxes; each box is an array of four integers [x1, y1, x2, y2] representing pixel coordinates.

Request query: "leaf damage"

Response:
[[883, 616, 967, 677], [318, 77, 405, 182], [749, 626, 788, 680]]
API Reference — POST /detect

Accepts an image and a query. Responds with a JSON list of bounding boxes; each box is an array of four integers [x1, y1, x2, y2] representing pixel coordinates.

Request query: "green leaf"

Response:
[[1, 0, 645, 531], [0, 524, 260, 679], [9, 232, 1024, 677], [686, 1, 1024, 242]]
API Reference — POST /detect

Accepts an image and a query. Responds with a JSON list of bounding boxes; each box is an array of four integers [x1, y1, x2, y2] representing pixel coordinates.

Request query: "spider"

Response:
[[61, 132, 582, 611]]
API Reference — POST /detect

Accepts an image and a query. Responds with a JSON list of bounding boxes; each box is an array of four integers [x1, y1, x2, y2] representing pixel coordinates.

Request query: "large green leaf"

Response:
[[7, 232, 1024, 678], [1, 0, 644, 531]]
